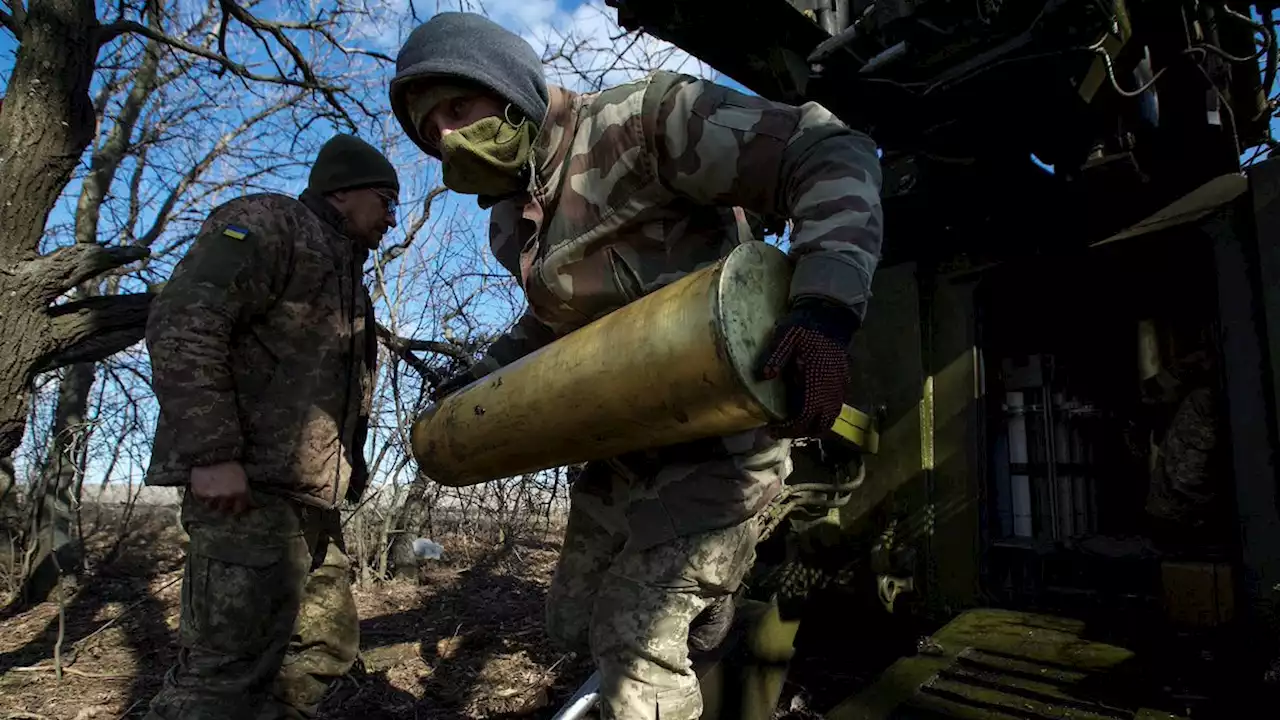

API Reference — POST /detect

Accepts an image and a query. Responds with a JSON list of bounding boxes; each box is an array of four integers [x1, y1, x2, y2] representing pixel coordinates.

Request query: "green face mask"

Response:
[[439, 116, 535, 197]]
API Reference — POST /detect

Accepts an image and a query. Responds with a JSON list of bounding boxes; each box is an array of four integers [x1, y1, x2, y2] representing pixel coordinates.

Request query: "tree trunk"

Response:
[[387, 473, 434, 580], [0, 0, 152, 460], [17, 24, 165, 603], [0, 0, 98, 268], [22, 361, 96, 603]]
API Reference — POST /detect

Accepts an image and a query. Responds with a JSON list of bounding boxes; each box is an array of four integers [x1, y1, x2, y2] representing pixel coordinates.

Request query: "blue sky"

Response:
[[0, 0, 746, 262], [0, 1, 1276, 487]]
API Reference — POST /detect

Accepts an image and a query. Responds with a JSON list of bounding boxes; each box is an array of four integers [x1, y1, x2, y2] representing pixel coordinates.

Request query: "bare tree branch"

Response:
[[376, 323, 474, 363], [135, 90, 305, 249], [77, 28, 164, 247], [1, 0, 23, 35], [21, 244, 149, 303], [36, 294, 155, 374], [383, 344, 439, 384], [215, 1, 356, 129], [215, 8, 230, 71], [311, 26, 396, 64], [93, 20, 341, 94], [378, 186, 448, 266]]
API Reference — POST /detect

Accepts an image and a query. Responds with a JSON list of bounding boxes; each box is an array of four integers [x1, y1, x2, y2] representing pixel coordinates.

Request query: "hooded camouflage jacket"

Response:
[[145, 191, 378, 508], [464, 70, 884, 379]]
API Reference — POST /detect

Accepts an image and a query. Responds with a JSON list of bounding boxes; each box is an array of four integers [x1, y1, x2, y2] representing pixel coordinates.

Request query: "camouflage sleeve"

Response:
[[145, 198, 293, 468], [473, 200, 559, 379], [349, 296, 379, 500], [651, 76, 884, 320], [469, 310, 558, 378]]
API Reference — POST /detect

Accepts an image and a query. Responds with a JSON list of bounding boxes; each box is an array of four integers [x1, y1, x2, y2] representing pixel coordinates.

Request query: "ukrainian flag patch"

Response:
[[222, 224, 249, 241]]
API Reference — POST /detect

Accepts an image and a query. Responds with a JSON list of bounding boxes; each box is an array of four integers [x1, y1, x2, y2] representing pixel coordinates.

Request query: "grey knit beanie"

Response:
[[389, 12, 549, 158]]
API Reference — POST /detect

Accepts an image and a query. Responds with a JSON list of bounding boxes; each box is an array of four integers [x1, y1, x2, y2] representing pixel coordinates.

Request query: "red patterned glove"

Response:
[[757, 300, 858, 438]]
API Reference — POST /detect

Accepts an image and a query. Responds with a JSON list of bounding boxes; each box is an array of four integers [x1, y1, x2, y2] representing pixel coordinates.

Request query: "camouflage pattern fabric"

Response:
[[547, 492, 759, 720], [571, 426, 791, 551], [144, 490, 358, 720], [145, 191, 378, 508], [465, 70, 883, 378], [1145, 386, 1222, 527]]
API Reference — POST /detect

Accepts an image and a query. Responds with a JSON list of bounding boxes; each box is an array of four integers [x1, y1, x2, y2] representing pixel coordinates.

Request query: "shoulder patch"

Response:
[[222, 224, 250, 241]]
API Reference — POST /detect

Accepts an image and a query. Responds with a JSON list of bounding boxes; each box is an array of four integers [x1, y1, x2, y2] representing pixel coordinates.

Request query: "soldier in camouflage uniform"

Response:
[[388, 12, 883, 719], [142, 134, 400, 720], [1144, 346, 1227, 548]]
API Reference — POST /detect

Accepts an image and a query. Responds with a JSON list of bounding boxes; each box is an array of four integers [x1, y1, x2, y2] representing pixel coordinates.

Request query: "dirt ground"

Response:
[[0, 506, 861, 720], [0, 507, 597, 720]]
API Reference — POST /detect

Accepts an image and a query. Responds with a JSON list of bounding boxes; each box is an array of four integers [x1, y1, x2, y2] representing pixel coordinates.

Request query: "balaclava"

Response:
[[389, 12, 549, 198]]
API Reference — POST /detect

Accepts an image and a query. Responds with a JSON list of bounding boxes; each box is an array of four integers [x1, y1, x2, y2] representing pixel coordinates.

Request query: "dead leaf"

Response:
[[436, 633, 466, 660], [510, 687, 550, 716]]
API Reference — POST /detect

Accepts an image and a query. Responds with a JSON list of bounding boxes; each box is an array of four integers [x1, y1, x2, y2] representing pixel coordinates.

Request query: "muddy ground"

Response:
[[0, 507, 860, 719]]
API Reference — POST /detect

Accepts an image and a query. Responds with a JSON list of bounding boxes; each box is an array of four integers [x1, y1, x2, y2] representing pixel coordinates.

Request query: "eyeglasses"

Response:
[[373, 189, 398, 217]]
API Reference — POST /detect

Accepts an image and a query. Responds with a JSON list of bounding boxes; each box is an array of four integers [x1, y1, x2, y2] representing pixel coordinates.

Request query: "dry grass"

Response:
[[0, 506, 593, 720], [0, 508, 186, 720]]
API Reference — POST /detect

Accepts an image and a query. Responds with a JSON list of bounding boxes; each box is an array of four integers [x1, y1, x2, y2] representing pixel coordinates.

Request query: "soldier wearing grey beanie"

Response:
[[387, 12, 888, 720]]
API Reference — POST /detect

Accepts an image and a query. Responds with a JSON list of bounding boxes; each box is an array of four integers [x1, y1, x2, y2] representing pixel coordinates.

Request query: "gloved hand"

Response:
[[430, 370, 475, 403], [688, 593, 736, 654], [757, 298, 858, 438]]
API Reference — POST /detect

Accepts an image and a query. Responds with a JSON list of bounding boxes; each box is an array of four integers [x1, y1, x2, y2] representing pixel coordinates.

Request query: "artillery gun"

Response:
[[597, 1, 1280, 718], [413, 1, 1280, 716]]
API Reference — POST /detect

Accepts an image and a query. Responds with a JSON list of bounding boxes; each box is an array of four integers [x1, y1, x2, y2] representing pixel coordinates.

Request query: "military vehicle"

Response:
[[594, 1, 1280, 718], [412, 1, 1280, 717]]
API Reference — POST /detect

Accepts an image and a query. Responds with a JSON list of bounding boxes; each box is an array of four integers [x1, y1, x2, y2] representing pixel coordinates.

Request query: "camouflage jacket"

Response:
[[467, 69, 884, 378], [145, 191, 378, 508], [1145, 385, 1223, 527]]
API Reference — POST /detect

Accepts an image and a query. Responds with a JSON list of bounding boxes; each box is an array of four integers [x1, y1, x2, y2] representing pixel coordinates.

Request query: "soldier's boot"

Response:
[[258, 513, 361, 719]]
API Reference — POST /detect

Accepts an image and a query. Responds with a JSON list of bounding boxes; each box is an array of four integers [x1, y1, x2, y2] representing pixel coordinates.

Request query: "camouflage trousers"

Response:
[[145, 489, 358, 720], [546, 429, 790, 720]]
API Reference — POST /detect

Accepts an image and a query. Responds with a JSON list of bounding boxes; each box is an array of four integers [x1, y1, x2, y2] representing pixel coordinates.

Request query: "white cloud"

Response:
[[516, 1, 720, 91], [483, 0, 561, 28], [347, 0, 720, 91]]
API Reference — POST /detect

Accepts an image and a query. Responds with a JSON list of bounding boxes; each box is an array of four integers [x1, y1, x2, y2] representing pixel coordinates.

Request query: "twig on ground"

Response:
[[9, 666, 134, 679], [12, 573, 183, 673], [544, 652, 571, 676], [70, 574, 182, 655], [50, 532, 66, 683]]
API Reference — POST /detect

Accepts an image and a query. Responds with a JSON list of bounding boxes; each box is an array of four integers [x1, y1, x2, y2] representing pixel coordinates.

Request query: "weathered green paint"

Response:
[[925, 274, 984, 612], [839, 262, 927, 536], [825, 608, 1188, 720], [695, 596, 799, 720], [835, 262, 983, 614]]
